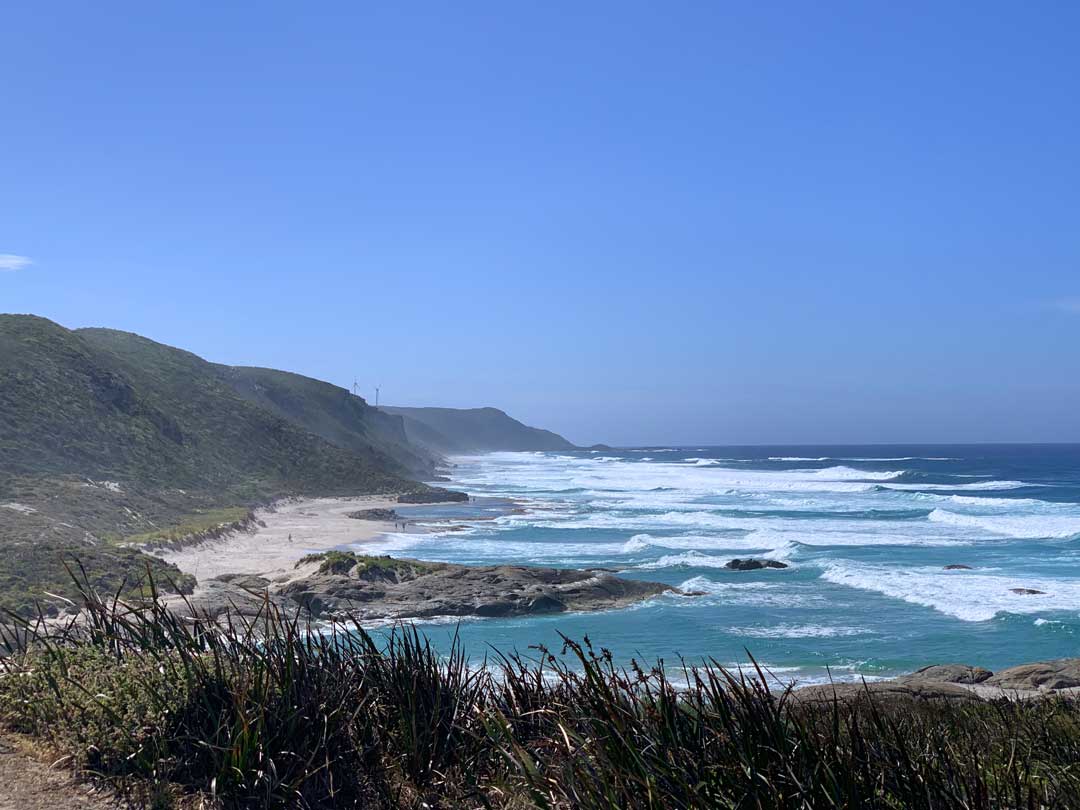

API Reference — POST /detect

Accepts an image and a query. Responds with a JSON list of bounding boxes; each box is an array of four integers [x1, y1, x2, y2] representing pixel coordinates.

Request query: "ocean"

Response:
[[359, 445, 1080, 684]]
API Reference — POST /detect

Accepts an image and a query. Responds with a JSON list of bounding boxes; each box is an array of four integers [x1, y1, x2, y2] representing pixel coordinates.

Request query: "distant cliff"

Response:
[[382, 406, 576, 454]]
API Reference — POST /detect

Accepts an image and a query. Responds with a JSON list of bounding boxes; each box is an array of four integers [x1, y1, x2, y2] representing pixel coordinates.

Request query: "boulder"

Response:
[[898, 664, 992, 684], [347, 508, 399, 521], [986, 659, 1080, 691], [527, 594, 568, 613], [167, 577, 305, 622], [794, 680, 980, 705], [943, 564, 973, 570], [1009, 588, 1046, 595], [214, 573, 272, 590], [725, 558, 788, 571], [397, 487, 469, 504]]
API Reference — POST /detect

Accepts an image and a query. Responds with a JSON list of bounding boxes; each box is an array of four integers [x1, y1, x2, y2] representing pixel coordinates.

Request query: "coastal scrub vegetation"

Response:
[[3, 574, 1080, 809]]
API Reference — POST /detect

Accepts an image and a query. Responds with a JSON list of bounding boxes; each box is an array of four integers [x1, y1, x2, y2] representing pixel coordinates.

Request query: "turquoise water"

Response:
[[360, 446, 1080, 684]]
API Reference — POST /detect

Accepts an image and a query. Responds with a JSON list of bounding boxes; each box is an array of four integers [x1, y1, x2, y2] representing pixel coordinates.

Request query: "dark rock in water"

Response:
[[397, 487, 469, 504], [943, 564, 973, 570], [1010, 588, 1046, 595], [987, 659, 1080, 691], [899, 664, 993, 684], [725, 558, 788, 571], [278, 553, 674, 621], [347, 508, 399, 521]]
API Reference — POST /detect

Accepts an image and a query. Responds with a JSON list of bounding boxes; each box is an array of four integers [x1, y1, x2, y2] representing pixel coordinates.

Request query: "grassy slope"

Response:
[[0, 316, 420, 615], [383, 405, 576, 454], [76, 327, 412, 496], [218, 365, 441, 477]]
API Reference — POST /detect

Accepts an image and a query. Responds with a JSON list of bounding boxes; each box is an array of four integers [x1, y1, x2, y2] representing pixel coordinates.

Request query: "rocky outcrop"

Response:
[[985, 659, 1080, 691], [898, 664, 993, 684], [725, 559, 788, 571], [794, 659, 1080, 704], [397, 488, 469, 504], [794, 680, 981, 705], [276, 553, 675, 621], [347, 508, 399, 521], [166, 575, 304, 622], [943, 564, 973, 570], [167, 553, 677, 626]]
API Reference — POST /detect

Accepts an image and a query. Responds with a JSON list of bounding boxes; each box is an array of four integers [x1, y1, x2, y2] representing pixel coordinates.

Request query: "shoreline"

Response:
[[152, 495, 439, 585], [148, 496, 1080, 702]]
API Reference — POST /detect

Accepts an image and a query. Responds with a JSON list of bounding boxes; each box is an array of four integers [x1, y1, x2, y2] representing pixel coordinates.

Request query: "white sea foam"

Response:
[[621, 534, 652, 553], [840, 457, 956, 462], [729, 624, 870, 639], [942, 494, 1054, 508], [641, 551, 738, 569], [882, 480, 1029, 491], [766, 456, 955, 463], [491, 507, 979, 550], [928, 509, 1080, 539], [437, 453, 1072, 590], [675, 576, 826, 608], [762, 541, 802, 561], [821, 562, 1080, 621]]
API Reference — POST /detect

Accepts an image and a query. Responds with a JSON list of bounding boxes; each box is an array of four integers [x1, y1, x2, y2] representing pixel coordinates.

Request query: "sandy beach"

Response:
[[155, 496, 420, 584]]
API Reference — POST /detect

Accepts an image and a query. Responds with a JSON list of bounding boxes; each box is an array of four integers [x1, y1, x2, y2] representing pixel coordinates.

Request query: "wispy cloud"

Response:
[[0, 254, 32, 272], [1053, 297, 1080, 314]]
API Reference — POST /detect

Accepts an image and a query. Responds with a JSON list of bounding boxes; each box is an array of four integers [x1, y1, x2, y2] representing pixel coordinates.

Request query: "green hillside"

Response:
[[0, 315, 419, 615], [49, 325, 415, 496], [0, 315, 578, 617], [218, 365, 440, 477], [383, 405, 576, 454]]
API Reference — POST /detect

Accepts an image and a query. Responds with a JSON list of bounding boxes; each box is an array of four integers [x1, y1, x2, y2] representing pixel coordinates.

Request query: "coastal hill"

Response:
[[0, 314, 573, 615], [383, 405, 576, 454], [0, 315, 416, 614], [210, 365, 440, 478]]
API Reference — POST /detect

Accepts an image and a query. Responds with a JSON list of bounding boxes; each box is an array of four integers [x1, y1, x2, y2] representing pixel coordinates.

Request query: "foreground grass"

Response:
[[2, 581, 1080, 809]]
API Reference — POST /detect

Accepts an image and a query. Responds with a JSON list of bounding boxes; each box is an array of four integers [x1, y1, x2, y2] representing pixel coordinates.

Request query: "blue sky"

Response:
[[2, 2, 1078, 446]]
